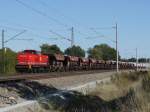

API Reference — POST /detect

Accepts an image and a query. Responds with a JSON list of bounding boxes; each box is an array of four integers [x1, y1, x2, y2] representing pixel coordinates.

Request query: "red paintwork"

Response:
[[16, 50, 48, 67]]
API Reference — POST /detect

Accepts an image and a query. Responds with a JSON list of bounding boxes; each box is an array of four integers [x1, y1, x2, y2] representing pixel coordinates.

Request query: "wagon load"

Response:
[[66, 56, 79, 62], [48, 54, 65, 62], [64, 56, 79, 70], [89, 58, 97, 63], [89, 58, 97, 69], [106, 61, 116, 69], [96, 60, 105, 69], [79, 58, 89, 70]]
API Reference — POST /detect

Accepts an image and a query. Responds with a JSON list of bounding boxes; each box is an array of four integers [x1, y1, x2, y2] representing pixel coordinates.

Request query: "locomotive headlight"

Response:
[[29, 65, 31, 69]]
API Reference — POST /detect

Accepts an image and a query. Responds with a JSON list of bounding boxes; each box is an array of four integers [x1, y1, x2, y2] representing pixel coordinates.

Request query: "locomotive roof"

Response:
[[23, 50, 37, 52], [21, 50, 42, 54]]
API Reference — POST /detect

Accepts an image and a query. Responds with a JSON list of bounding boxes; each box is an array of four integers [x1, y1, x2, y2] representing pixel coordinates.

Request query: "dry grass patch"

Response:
[[90, 83, 122, 101], [89, 71, 150, 112]]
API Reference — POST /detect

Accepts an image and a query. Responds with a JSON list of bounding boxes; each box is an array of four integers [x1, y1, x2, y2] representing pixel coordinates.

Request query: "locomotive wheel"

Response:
[[27, 69, 32, 73], [16, 69, 24, 73], [33, 68, 38, 73], [43, 67, 49, 73]]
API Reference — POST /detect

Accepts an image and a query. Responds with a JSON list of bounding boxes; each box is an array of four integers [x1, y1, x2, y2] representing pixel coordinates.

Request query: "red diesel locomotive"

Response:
[[15, 49, 137, 73], [15, 50, 49, 72]]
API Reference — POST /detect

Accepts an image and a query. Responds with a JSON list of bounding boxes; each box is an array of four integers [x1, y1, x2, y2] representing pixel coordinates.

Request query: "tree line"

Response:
[[121, 58, 150, 63], [40, 43, 118, 60]]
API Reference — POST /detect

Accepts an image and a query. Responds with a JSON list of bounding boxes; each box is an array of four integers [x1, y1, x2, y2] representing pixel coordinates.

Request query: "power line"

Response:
[[89, 27, 117, 42], [49, 30, 71, 41], [37, 0, 68, 20], [0, 23, 60, 42], [90, 28, 102, 35], [15, 0, 79, 44], [15, 0, 69, 28], [13, 38, 33, 41], [90, 27, 114, 30], [14, 0, 117, 48], [5, 30, 27, 43], [0, 25, 26, 31], [16, 0, 98, 40], [36, 0, 94, 37], [28, 31, 58, 40], [86, 35, 116, 43]]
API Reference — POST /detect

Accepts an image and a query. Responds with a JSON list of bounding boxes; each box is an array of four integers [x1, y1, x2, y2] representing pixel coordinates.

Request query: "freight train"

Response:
[[15, 49, 140, 73]]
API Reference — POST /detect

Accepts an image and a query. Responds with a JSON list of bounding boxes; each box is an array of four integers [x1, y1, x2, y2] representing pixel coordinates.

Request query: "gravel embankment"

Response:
[[0, 71, 117, 108], [33, 71, 116, 89], [0, 87, 25, 108]]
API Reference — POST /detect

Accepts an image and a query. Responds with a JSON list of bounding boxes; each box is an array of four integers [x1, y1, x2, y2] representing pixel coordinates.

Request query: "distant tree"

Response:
[[64, 45, 85, 57], [88, 44, 120, 60], [147, 58, 150, 63], [0, 48, 17, 73], [128, 58, 136, 62], [127, 57, 149, 63], [138, 58, 147, 63], [121, 58, 128, 62], [40, 44, 63, 54]]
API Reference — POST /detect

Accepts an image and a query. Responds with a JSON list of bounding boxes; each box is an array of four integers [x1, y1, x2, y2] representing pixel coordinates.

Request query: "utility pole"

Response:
[[2, 30, 5, 73], [71, 27, 74, 47], [115, 23, 119, 73], [1, 30, 26, 74], [136, 48, 138, 71]]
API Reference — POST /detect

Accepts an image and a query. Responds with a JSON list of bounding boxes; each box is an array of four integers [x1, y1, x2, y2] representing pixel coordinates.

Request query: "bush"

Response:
[[0, 48, 17, 74], [142, 75, 150, 92]]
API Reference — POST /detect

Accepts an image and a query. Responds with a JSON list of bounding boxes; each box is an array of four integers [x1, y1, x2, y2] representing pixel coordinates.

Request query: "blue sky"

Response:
[[0, 0, 149, 58]]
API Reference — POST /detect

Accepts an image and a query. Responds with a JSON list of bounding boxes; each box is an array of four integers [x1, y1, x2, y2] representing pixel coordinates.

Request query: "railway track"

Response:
[[0, 70, 115, 83]]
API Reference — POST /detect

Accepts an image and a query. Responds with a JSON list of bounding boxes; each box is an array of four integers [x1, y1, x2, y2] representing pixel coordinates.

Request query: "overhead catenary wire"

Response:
[[0, 25, 26, 32], [49, 30, 71, 41], [4, 30, 27, 43], [16, 0, 102, 42], [90, 27, 114, 30], [12, 38, 33, 41], [0, 23, 62, 42], [14, 0, 116, 49], [36, 0, 96, 37], [15, 0, 69, 28], [89, 26, 118, 43], [86, 35, 116, 43], [15, 0, 80, 44]]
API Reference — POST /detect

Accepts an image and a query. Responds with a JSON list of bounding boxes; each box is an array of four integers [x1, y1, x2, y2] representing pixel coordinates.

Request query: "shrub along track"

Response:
[[0, 70, 115, 83]]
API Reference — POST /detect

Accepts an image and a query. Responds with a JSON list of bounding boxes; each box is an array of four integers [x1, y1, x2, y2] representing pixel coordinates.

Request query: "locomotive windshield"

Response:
[[23, 50, 37, 54]]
